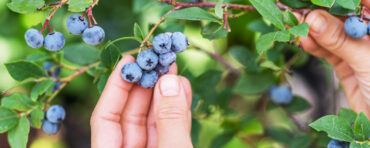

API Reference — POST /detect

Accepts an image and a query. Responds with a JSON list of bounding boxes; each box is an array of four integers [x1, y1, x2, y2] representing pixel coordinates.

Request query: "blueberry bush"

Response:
[[0, 0, 369, 147]]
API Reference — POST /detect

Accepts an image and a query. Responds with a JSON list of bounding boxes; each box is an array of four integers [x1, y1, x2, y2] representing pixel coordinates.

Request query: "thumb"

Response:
[[153, 75, 192, 148]]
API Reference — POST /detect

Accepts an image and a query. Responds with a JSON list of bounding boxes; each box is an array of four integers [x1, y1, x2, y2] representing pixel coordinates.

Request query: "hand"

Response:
[[300, 1, 370, 116], [90, 55, 193, 148]]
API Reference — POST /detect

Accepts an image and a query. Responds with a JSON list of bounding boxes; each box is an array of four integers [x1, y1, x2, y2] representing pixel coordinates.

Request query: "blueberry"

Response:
[[159, 51, 176, 66], [344, 16, 367, 38], [82, 26, 105, 46], [66, 14, 88, 35], [25, 28, 44, 48], [52, 82, 63, 92], [137, 49, 159, 70], [42, 120, 61, 135], [152, 33, 172, 54], [155, 64, 169, 75], [54, 67, 61, 76], [44, 62, 53, 71], [46, 105, 66, 123], [139, 71, 158, 88], [171, 32, 189, 53], [44, 32, 65, 51], [269, 85, 293, 104], [327, 139, 349, 148], [121, 62, 143, 83]]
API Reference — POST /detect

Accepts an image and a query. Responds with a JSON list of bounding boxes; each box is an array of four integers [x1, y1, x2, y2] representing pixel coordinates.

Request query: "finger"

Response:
[[179, 76, 192, 132], [362, 0, 370, 8], [146, 63, 178, 148], [122, 85, 153, 148], [91, 55, 135, 148], [154, 75, 192, 148]]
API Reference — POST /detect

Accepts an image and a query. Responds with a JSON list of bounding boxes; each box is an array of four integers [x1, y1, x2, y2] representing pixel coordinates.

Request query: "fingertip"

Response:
[[168, 63, 178, 75], [116, 55, 135, 68], [362, 0, 370, 9], [179, 76, 192, 109]]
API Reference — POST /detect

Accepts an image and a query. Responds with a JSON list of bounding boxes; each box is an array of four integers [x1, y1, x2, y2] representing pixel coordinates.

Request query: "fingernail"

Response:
[[308, 14, 327, 35], [160, 75, 180, 96]]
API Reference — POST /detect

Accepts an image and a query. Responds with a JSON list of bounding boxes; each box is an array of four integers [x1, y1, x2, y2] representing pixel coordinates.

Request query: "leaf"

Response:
[[64, 43, 100, 65], [288, 23, 309, 37], [7, 0, 44, 14], [353, 112, 370, 141], [167, 7, 220, 22], [256, 31, 291, 55], [97, 72, 110, 94], [240, 116, 264, 135], [68, 0, 93, 12], [0, 107, 19, 133], [336, 0, 360, 10], [266, 127, 292, 144], [247, 19, 275, 34], [280, 0, 312, 8], [104, 37, 141, 49], [215, 0, 224, 19], [134, 23, 145, 41], [338, 108, 357, 125], [5, 61, 43, 81], [191, 118, 201, 145], [289, 133, 313, 148], [260, 61, 281, 71], [249, 0, 285, 30], [309, 115, 354, 142], [329, 3, 357, 15], [25, 53, 52, 62], [284, 96, 311, 113], [284, 9, 298, 27], [30, 80, 54, 101], [311, 0, 335, 7], [201, 22, 228, 40], [230, 46, 260, 72], [210, 131, 235, 148], [100, 46, 120, 68], [234, 71, 275, 95], [350, 142, 370, 148], [1, 93, 35, 111], [8, 116, 30, 148], [29, 108, 44, 128]]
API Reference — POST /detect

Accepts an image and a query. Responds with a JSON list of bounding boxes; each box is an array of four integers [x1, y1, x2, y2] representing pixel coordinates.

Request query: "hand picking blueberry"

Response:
[[137, 49, 159, 71], [139, 71, 158, 88], [269, 85, 293, 104], [83, 26, 105, 46], [44, 32, 66, 51], [121, 62, 143, 83], [25, 28, 44, 48], [344, 16, 367, 38], [46, 105, 66, 123], [159, 51, 176, 66], [66, 14, 88, 35], [152, 33, 172, 54]]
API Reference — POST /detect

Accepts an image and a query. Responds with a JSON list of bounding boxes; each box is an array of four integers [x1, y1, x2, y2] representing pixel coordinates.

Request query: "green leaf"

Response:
[[201, 22, 228, 40], [230, 46, 260, 72], [234, 71, 275, 95], [249, 0, 285, 30], [5, 61, 43, 81], [284, 9, 298, 27], [289, 133, 313, 148], [210, 131, 235, 148], [8, 116, 30, 148], [0, 107, 19, 133], [260, 61, 281, 71], [30, 80, 54, 101], [68, 0, 93, 12], [64, 43, 100, 65], [7, 0, 44, 14], [215, 0, 224, 19], [309, 115, 354, 142], [256, 31, 291, 55], [288, 23, 309, 37], [353, 112, 370, 141], [280, 0, 312, 8], [167, 7, 220, 22], [247, 19, 275, 34], [338, 108, 357, 125], [284, 96, 311, 113], [97, 72, 110, 94], [350, 142, 370, 148], [329, 3, 357, 15], [311, 0, 335, 7], [1, 93, 35, 111], [266, 127, 292, 144], [25, 53, 52, 62], [336, 0, 360, 10], [134, 23, 145, 41], [104, 37, 141, 49], [240, 117, 264, 135], [29, 108, 44, 128], [191, 118, 201, 145], [100, 46, 120, 68]]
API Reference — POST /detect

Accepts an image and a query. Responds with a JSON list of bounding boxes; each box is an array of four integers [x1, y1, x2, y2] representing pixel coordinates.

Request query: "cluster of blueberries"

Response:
[[327, 139, 349, 148], [41, 105, 66, 135], [268, 85, 293, 104], [121, 32, 189, 88], [44, 62, 63, 92], [24, 14, 105, 51], [344, 16, 370, 38]]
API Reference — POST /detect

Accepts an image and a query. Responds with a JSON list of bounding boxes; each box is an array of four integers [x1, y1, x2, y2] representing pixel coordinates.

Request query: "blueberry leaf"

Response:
[[311, 0, 335, 7], [284, 9, 298, 27], [29, 108, 44, 128], [215, 0, 224, 19], [353, 112, 370, 141], [7, 0, 44, 14], [350, 142, 370, 148], [167, 7, 220, 22], [288, 23, 309, 37], [284, 96, 311, 113], [289, 133, 313, 148], [97, 72, 110, 94], [338, 108, 357, 125], [234, 71, 275, 95], [100, 45, 120, 68], [0, 107, 19, 133], [67, 0, 93, 12], [309, 115, 354, 142], [230, 46, 260, 72], [256, 31, 291, 55], [201, 22, 228, 40], [210, 131, 235, 148], [7, 116, 30, 148], [64, 43, 100, 65], [1, 93, 36, 111], [134, 23, 145, 41], [336, 0, 360, 10], [249, 0, 285, 30], [5, 61, 43, 81], [30, 80, 54, 101]]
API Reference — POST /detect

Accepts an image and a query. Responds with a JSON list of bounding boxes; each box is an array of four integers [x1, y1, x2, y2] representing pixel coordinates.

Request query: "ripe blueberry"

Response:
[[152, 33, 172, 54], [269, 85, 293, 104], [46, 105, 66, 123], [155, 64, 170, 75], [327, 139, 349, 148], [44, 32, 65, 51], [44, 62, 53, 71], [137, 49, 159, 70], [53, 82, 63, 92], [82, 26, 105, 46], [66, 14, 88, 35], [139, 71, 158, 88], [171, 32, 189, 53], [344, 16, 367, 38], [159, 51, 176, 66], [25, 28, 44, 48], [121, 62, 143, 83], [42, 120, 61, 135]]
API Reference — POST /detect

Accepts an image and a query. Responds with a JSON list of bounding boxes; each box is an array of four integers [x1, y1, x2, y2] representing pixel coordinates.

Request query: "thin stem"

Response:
[[38, 1, 61, 10], [46, 0, 69, 21]]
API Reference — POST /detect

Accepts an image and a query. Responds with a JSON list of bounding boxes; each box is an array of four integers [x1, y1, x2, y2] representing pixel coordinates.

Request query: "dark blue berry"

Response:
[[46, 105, 66, 123], [44, 32, 65, 51], [344, 16, 367, 38], [66, 14, 88, 35], [152, 33, 172, 54], [44, 62, 53, 71], [139, 71, 158, 88], [121, 62, 143, 83], [155, 64, 170, 75], [25, 28, 44, 48], [137, 49, 159, 71]]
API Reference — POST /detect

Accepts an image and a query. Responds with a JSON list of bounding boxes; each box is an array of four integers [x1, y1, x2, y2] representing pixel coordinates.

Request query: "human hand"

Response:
[[90, 55, 193, 148], [300, 1, 370, 116]]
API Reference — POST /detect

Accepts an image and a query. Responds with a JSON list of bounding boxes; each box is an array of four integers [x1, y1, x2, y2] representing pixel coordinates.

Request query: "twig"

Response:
[[37, 1, 61, 10]]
